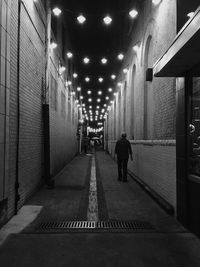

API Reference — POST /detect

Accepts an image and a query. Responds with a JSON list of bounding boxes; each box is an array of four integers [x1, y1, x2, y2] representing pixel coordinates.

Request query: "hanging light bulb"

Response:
[[103, 16, 112, 25], [83, 57, 90, 64], [77, 15, 86, 24], [117, 82, 122, 86], [108, 88, 113, 92], [117, 53, 124, 60], [97, 98, 101, 102], [77, 87, 81, 92], [73, 73, 78, 78], [98, 91, 102, 95], [87, 90, 92, 95], [50, 42, 57, 49], [67, 52, 73, 58], [85, 77, 90, 82], [101, 58, 108, 64], [98, 77, 103, 83], [111, 74, 116, 80], [129, 9, 138, 19], [52, 7, 62, 16]]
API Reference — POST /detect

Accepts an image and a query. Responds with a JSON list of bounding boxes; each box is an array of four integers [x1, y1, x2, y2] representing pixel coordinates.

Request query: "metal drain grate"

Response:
[[37, 220, 155, 232]]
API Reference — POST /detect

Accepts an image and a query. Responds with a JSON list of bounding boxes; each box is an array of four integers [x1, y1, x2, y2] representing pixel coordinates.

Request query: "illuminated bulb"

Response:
[[96, 106, 100, 109], [108, 88, 113, 92], [77, 87, 81, 92], [103, 16, 112, 25], [52, 7, 62, 16], [98, 91, 102, 95], [118, 53, 124, 60], [87, 90, 92, 95], [88, 98, 92, 102], [82, 103, 85, 107], [114, 92, 117, 96], [129, 9, 138, 18], [104, 104, 107, 107], [75, 100, 79, 103], [105, 96, 109, 100], [89, 106, 92, 109], [67, 80, 72, 85], [50, 42, 57, 49], [73, 73, 78, 78], [101, 58, 108, 64], [123, 68, 128, 74], [80, 96, 83, 100], [152, 0, 162, 5], [110, 101, 114, 104], [187, 12, 195, 18], [83, 57, 90, 64], [98, 77, 103, 83], [85, 77, 90, 82], [77, 15, 86, 24], [59, 66, 66, 74], [111, 74, 116, 80], [97, 98, 101, 102], [117, 82, 122, 86], [133, 45, 140, 53], [67, 52, 73, 58]]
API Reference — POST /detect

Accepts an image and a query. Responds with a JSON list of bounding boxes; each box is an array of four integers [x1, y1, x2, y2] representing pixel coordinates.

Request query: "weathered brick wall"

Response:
[[9, 0, 46, 217], [107, 0, 177, 209]]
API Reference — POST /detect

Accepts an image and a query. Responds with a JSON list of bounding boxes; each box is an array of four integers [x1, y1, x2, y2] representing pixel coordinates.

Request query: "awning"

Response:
[[154, 6, 200, 77]]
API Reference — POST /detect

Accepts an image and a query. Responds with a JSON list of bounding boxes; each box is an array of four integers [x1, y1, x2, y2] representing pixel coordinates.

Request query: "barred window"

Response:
[[61, 91, 66, 118], [50, 74, 57, 111]]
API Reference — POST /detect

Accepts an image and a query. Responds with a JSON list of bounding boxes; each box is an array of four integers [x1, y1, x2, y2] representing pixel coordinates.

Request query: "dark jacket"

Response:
[[115, 138, 132, 159]]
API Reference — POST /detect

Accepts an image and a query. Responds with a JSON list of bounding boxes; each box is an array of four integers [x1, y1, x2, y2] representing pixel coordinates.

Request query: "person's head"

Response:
[[121, 132, 127, 139]]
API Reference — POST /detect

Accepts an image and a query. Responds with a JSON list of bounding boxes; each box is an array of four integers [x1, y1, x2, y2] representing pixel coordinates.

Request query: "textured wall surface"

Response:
[[106, 0, 177, 209]]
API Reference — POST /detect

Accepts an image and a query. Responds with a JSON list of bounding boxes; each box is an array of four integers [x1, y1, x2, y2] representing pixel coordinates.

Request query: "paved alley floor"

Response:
[[0, 150, 200, 266]]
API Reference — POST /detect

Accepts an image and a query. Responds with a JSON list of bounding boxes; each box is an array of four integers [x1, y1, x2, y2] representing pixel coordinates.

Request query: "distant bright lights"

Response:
[[67, 52, 73, 58], [97, 98, 101, 103], [98, 77, 103, 83], [88, 98, 92, 102], [77, 15, 86, 24], [111, 74, 116, 80], [129, 9, 138, 19], [83, 57, 90, 64], [73, 73, 78, 78], [103, 16, 112, 25], [87, 90, 92, 95], [117, 53, 124, 60], [101, 58, 108, 64], [77, 87, 81, 92], [52, 7, 62, 16], [50, 42, 57, 49], [98, 91, 102, 95], [108, 88, 113, 92], [85, 77, 90, 82], [123, 68, 128, 74]]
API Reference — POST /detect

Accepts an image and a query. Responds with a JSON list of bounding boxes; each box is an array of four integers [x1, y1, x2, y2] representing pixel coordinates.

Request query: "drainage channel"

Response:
[[37, 220, 155, 233]]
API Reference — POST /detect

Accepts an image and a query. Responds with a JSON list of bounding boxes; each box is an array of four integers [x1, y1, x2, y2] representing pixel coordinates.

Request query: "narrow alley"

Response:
[[0, 149, 200, 266]]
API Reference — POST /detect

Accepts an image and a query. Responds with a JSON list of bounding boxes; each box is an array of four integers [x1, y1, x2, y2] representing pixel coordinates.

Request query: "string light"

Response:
[[105, 96, 109, 100], [77, 87, 81, 91], [108, 88, 113, 92], [117, 53, 124, 60], [98, 77, 103, 83], [73, 73, 78, 78], [85, 77, 90, 82], [103, 16, 112, 25], [88, 98, 92, 102], [83, 57, 90, 64], [123, 68, 128, 74], [101, 58, 108, 64], [98, 91, 102, 95], [111, 74, 116, 80], [52, 7, 62, 16], [117, 82, 122, 86], [77, 14, 86, 24], [50, 42, 57, 49], [67, 52, 73, 58], [129, 9, 138, 19], [97, 98, 101, 102], [87, 90, 92, 94]]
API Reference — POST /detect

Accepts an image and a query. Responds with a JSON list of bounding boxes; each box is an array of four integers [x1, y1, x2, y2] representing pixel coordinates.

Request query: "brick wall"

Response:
[[106, 0, 177, 210]]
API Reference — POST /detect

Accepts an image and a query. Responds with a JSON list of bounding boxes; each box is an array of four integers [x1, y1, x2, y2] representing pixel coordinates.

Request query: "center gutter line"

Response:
[[87, 155, 99, 221]]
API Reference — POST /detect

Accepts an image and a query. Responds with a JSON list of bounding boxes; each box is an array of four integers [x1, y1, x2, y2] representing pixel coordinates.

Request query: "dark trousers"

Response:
[[117, 158, 128, 181]]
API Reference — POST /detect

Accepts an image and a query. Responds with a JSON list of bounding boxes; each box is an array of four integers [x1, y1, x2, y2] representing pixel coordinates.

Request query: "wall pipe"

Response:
[[15, 0, 22, 215]]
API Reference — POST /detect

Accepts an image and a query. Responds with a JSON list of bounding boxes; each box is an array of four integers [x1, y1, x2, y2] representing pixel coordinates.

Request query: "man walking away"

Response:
[[114, 132, 133, 182]]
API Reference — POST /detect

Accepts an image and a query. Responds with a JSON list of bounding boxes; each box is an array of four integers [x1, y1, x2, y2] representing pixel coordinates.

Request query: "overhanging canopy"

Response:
[[154, 6, 200, 77]]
